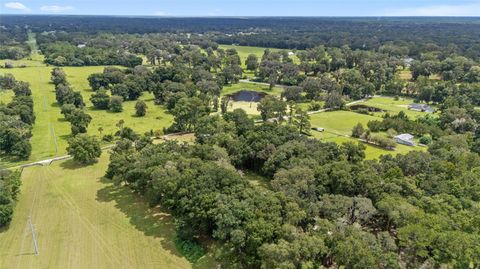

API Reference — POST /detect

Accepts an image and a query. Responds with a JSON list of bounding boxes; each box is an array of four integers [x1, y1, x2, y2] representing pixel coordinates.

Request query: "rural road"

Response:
[[8, 132, 189, 170]]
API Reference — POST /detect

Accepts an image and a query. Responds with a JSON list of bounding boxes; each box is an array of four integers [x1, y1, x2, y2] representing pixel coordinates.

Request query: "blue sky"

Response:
[[1, 0, 480, 16]]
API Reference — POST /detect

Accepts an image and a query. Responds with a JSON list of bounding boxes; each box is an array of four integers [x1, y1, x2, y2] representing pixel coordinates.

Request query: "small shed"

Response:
[[394, 133, 415, 146], [408, 103, 435, 113]]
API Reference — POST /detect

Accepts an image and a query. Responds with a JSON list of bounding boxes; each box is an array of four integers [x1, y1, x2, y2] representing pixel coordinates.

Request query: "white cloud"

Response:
[[40, 5, 74, 12], [153, 11, 168, 16], [4, 2, 30, 11], [384, 2, 480, 16]]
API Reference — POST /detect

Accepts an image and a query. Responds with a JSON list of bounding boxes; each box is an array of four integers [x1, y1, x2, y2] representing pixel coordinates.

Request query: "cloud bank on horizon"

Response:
[[2, 1, 480, 16]]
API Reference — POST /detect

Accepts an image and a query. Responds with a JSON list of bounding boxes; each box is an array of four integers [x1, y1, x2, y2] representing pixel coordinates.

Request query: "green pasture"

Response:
[[353, 96, 435, 119], [0, 60, 173, 167], [309, 110, 425, 159], [0, 153, 214, 269], [310, 110, 380, 135], [222, 82, 283, 96]]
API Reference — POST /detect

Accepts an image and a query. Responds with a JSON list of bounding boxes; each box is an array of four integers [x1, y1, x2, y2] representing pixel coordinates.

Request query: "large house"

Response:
[[394, 133, 415, 146], [408, 103, 435, 113]]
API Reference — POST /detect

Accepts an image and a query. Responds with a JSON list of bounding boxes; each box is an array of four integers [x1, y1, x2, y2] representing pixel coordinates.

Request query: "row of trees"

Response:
[[0, 74, 34, 159], [51, 68, 92, 135], [0, 46, 29, 60], [41, 41, 143, 67], [0, 170, 21, 227]]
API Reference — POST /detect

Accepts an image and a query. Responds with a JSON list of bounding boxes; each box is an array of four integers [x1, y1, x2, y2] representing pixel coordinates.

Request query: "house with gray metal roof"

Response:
[[408, 103, 435, 113], [394, 133, 415, 146]]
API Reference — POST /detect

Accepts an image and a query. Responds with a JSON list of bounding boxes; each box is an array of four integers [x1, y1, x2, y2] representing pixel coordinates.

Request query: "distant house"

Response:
[[312, 127, 325, 132], [403, 57, 414, 68], [77, 44, 86, 48], [288, 51, 294, 56], [394, 133, 415, 146], [408, 103, 435, 113]]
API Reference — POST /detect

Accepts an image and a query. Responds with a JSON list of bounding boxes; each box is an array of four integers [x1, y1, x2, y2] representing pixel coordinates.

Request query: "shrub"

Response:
[[4, 62, 14, 69], [102, 134, 114, 142], [351, 123, 365, 138], [174, 236, 206, 263], [370, 135, 396, 149], [309, 102, 322, 111], [386, 128, 398, 138], [419, 134, 433, 145], [109, 95, 124, 112], [135, 100, 147, 117]]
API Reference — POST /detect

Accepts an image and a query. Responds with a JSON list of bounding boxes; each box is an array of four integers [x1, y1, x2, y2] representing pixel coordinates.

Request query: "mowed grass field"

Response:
[[309, 110, 425, 159], [0, 153, 214, 269], [0, 58, 173, 167], [354, 96, 436, 119]]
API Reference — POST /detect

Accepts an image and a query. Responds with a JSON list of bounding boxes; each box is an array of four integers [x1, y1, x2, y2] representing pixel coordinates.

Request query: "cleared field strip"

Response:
[[0, 153, 213, 269]]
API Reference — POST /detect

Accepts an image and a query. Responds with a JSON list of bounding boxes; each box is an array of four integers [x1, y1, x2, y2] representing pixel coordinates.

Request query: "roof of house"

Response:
[[394, 133, 414, 141], [409, 103, 435, 112], [409, 103, 434, 109]]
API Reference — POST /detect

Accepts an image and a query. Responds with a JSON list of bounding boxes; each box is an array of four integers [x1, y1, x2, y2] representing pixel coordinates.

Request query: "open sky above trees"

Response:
[[2, 0, 480, 16]]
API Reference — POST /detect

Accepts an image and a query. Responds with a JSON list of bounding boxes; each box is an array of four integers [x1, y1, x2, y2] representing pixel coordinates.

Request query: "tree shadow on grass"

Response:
[[59, 134, 72, 140], [0, 223, 11, 234], [95, 177, 184, 261], [59, 159, 96, 170]]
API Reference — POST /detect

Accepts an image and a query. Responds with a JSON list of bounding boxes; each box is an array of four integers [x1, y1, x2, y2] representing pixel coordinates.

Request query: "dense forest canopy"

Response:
[[2, 16, 480, 58]]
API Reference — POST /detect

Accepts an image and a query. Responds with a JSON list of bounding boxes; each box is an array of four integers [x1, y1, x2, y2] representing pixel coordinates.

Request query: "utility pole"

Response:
[[28, 216, 39, 255]]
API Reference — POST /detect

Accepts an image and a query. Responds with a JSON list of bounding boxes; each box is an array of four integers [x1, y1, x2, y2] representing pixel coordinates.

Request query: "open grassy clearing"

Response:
[[0, 60, 173, 167], [0, 153, 214, 269], [309, 110, 425, 159], [310, 110, 381, 135], [227, 101, 261, 115], [354, 96, 435, 119], [0, 54, 45, 68], [222, 81, 283, 96]]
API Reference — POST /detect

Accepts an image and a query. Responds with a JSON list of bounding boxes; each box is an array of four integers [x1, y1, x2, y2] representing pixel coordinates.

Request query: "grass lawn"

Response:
[[354, 96, 435, 119], [0, 59, 173, 167], [310, 110, 380, 136], [222, 82, 283, 96], [0, 153, 214, 269], [309, 110, 425, 159]]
